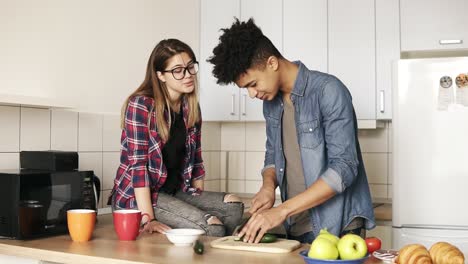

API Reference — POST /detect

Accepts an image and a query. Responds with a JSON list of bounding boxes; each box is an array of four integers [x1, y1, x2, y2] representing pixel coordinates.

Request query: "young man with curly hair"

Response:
[[207, 18, 375, 244]]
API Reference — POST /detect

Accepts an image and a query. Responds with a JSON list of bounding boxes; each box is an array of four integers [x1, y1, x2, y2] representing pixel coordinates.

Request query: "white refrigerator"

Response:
[[392, 56, 468, 255]]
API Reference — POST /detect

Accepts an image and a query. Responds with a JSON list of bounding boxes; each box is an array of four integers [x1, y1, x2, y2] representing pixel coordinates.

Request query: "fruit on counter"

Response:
[[365, 236, 382, 253], [429, 242, 464, 264], [317, 228, 339, 245], [395, 244, 432, 264], [337, 234, 368, 260], [308, 237, 339, 260]]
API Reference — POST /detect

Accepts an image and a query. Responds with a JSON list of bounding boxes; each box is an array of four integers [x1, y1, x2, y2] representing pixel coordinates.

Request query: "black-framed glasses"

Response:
[[160, 62, 199, 80]]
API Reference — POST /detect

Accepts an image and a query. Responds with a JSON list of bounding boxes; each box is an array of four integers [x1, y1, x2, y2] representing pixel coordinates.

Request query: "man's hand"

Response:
[[249, 186, 276, 214], [238, 207, 287, 243]]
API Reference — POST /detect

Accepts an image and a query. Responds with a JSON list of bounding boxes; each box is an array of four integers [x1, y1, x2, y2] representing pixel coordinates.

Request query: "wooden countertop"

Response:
[[0, 215, 387, 264]]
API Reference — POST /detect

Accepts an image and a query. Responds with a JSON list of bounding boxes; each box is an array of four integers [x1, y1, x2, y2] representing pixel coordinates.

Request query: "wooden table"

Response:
[[0, 215, 385, 264]]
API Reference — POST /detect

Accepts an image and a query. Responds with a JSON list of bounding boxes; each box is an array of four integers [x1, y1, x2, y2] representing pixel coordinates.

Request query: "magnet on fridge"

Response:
[[437, 76, 454, 111]]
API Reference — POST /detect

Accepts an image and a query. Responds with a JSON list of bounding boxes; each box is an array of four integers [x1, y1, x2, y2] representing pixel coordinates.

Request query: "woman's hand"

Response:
[[141, 220, 172, 234]]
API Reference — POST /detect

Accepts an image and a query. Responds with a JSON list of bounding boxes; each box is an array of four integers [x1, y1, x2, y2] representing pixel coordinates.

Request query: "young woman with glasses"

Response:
[[110, 39, 244, 236]]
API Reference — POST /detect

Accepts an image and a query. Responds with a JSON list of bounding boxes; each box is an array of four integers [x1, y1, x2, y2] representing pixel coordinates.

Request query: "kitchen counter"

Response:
[[0, 215, 387, 264]]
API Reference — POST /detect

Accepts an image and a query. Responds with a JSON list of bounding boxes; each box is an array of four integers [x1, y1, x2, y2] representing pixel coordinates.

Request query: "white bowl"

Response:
[[164, 228, 205, 246]]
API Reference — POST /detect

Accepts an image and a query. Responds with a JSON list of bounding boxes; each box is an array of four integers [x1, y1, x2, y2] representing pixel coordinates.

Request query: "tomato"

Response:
[[365, 237, 382, 253]]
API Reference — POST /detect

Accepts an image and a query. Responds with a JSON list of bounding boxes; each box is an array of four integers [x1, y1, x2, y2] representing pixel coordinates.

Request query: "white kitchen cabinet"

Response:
[[376, 0, 400, 119], [200, 0, 282, 121], [283, 0, 327, 73], [400, 0, 468, 52], [200, 0, 240, 121], [329, 0, 376, 120]]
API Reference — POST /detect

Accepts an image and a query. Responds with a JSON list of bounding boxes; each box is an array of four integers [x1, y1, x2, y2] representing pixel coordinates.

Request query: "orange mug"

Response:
[[113, 209, 149, 240], [67, 209, 96, 242]]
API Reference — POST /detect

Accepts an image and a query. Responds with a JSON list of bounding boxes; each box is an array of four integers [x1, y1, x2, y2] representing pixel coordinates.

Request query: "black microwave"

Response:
[[0, 169, 97, 239]]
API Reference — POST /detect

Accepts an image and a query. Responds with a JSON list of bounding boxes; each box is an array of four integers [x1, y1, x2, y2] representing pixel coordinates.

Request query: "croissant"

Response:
[[429, 242, 465, 264], [396, 244, 433, 264]]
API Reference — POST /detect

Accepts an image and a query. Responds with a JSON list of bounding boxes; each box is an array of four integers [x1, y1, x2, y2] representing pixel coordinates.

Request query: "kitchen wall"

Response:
[[0, 0, 200, 114], [0, 105, 391, 211], [201, 121, 393, 201], [0, 105, 120, 209]]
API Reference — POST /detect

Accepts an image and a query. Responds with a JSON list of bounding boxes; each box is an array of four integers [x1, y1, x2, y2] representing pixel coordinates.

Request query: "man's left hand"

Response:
[[237, 207, 288, 243]]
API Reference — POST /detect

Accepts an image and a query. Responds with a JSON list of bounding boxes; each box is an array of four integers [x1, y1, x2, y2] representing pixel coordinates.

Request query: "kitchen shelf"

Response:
[[0, 93, 73, 109]]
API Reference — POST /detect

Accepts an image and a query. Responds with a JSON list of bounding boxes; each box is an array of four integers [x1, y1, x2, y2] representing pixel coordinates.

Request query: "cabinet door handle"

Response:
[[439, 39, 463, 45], [241, 94, 247, 116], [379, 90, 385, 113], [230, 94, 236, 116]]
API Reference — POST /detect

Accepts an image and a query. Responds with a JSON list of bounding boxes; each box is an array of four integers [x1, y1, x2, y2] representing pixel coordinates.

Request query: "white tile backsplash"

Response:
[[205, 180, 220, 192], [78, 113, 103, 151], [221, 123, 245, 151], [20, 107, 51, 151], [363, 153, 388, 184], [227, 152, 245, 180], [245, 122, 266, 151], [369, 184, 388, 199], [202, 122, 221, 151], [102, 152, 120, 190], [245, 180, 262, 194], [0, 106, 20, 152], [0, 153, 19, 170], [102, 114, 121, 151], [245, 152, 264, 181], [228, 180, 245, 193], [219, 121, 393, 200], [51, 110, 78, 151], [203, 151, 212, 180], [358, 126, 388, 153], [209, 152, 221, 180]]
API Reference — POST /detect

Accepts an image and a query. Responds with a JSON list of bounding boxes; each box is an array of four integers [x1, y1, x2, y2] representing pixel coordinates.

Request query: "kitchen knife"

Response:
[[232, 213, 251, 236]]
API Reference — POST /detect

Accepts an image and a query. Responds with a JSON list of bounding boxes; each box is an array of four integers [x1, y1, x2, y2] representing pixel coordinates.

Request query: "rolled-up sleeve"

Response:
[[262, 106, 276, 175], [319, 77, 359, 193], [124, 96, 151, 188]]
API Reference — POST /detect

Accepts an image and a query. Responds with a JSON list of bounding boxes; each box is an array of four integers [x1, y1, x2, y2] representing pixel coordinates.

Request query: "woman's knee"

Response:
[[205, 216, 225, 237], [223, 193, 242, 203]]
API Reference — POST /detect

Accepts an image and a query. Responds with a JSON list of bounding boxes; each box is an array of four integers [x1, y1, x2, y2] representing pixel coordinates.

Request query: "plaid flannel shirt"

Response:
[[111, 95, 205, 209]]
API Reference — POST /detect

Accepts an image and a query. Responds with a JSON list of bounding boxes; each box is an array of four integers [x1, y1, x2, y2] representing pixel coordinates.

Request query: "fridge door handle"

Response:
[[379, 90, 385, 113], [439, 39, 463, 45]]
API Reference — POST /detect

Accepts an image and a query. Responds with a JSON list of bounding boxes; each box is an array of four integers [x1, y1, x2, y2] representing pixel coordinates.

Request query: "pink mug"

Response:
[[113, 209, 149, 240]]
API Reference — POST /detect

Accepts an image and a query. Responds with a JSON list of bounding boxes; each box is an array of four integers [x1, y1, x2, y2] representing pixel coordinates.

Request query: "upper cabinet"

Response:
[[283, 0, 327, 73], [328, 0, 376, 120], [400, 0, 468, 52], [200, 0, 282, 121], [200, 0, 399, 122]]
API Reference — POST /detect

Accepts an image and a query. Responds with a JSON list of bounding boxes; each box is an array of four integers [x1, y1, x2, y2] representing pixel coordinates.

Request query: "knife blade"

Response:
[[232, 213, 251, 236]]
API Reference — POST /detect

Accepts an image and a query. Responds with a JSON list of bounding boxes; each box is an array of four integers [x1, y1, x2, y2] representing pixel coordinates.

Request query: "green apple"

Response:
[[308, 237, 339, 260], [337, 234, 368, 260], [317, 228, 339, 245]]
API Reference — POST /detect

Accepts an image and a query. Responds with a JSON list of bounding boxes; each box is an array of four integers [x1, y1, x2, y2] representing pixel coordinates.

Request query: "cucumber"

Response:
[[193, 240, 204, 255], [259, 233, 277, 243], [234, 233, 277, 243]]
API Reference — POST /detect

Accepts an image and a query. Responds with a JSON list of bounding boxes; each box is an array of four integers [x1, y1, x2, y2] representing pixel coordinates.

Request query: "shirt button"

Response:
[[279, 168, 283, 172], [309, 128, 313, 131]]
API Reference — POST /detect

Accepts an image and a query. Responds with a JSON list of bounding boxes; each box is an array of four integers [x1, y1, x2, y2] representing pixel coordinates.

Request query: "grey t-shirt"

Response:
[[282, 99, 313, 236]]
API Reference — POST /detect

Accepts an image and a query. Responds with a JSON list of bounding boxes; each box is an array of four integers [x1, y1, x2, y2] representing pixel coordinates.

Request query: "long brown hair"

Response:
[[121, 39, 200, 142]]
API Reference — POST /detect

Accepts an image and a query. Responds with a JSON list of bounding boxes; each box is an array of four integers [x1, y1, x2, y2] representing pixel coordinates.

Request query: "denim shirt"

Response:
[[262, 61, 376, 237]]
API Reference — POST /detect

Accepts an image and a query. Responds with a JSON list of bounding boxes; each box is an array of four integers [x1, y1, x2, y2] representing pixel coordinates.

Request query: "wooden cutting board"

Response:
[[210, 236, 301, 254]]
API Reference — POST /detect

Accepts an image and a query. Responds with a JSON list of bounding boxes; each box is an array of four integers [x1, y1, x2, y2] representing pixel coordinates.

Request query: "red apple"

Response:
[[365, 237, 382, 253]]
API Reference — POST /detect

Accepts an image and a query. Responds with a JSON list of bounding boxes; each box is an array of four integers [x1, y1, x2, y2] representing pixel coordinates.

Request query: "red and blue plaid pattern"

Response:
[[112, 95, 205, 209]]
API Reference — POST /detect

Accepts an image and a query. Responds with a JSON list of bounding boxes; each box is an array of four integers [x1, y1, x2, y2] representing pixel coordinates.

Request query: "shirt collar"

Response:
[[291, 61, 309, 97]]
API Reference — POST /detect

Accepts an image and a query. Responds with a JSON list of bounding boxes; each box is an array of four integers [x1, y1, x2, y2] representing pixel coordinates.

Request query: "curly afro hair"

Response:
[[207, 18, 283, 85]]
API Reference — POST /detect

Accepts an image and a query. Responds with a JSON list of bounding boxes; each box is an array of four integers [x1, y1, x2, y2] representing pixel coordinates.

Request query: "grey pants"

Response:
[[113, 190, 244, 237]]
